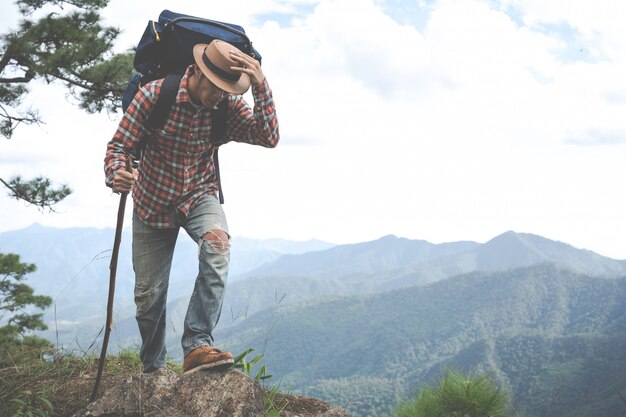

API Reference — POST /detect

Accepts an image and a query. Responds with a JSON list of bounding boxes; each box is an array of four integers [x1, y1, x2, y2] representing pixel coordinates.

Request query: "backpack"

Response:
[[122, 10, 262, 203]]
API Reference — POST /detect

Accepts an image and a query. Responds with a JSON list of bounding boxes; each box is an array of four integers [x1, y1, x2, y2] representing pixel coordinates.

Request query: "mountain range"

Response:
[[0, 223, 333, 316], [217, 264, 626, 417], [1, 224, 625, 416]]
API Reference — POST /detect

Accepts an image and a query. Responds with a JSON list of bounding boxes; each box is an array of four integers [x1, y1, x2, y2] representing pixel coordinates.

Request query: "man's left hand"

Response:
[[229, 50, 265, 87]]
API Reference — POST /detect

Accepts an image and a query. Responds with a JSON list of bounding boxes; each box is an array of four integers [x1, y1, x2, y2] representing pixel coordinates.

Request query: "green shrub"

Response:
[[394, 369, 515, 417]]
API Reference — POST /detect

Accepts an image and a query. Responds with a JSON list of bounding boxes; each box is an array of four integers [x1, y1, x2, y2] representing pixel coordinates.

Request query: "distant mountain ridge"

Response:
[[242, 234, 480, 279], [0, 223, 334, 283], [247, 230, 626, 280], [0, 223, 334, 280], [2, 225, 624, 331], [475, 230, 626, 275], [0, 223, 334, 322], [2, 224, 626, 416]]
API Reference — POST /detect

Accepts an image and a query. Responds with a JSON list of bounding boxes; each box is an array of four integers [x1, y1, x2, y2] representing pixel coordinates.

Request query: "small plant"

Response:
[[9, 389, 53, 417], [233, 348, 290, 416], [234, 348, 273, 383], [394, 369, 515, 417], [263, 383, 290, 416]]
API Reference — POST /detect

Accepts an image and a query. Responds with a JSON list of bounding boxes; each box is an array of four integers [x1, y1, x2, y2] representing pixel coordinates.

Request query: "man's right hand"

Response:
[[112, 168, 137, 193]]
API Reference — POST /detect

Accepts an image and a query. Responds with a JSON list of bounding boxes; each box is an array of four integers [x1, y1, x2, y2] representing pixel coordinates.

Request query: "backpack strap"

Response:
[[209, 99, 228, 204], [140, 73, 229, 204], [147, 73, 182, 129], [132, 73, 182, 161]]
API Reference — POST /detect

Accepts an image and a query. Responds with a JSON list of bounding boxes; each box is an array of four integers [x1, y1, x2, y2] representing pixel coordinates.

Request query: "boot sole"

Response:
[[184, 358, 234, 375]]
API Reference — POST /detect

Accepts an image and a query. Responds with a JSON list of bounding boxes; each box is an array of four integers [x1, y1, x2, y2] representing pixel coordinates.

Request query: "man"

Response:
[[104, 39, 279, 374]]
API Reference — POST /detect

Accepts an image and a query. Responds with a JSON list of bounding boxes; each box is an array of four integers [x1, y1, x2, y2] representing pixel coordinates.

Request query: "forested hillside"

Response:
[[215, 264, 626, 417]]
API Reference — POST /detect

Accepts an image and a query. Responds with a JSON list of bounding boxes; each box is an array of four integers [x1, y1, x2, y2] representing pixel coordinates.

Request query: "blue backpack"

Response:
[[122, 10, 261, 203], [122, 9, 261, 113]]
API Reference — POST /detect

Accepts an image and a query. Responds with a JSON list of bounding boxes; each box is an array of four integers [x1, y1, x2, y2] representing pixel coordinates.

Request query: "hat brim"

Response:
[[193, 44, 250, 95]]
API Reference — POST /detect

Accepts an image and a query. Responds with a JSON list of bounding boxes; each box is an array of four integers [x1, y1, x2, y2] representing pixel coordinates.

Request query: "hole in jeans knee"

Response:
[[201, 228, 230, 255]]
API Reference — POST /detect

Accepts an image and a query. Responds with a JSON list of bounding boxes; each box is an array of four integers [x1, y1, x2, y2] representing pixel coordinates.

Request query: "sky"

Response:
[[1, 0, 625, 259]]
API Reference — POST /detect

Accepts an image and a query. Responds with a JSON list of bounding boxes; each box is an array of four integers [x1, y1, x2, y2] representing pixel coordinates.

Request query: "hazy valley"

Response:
[[1, 225, 625, 416]]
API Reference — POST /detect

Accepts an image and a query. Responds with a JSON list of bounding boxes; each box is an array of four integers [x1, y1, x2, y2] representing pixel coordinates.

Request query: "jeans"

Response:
[[132, 194, 229, 372]]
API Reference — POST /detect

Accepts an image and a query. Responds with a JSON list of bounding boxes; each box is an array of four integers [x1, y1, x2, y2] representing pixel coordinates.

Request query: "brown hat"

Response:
[[193, 40, 251, 95]]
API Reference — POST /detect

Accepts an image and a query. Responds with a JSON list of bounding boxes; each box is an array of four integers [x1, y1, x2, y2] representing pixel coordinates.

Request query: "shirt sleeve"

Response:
[[104, 82, 159, 187], [226, 79, 280, 148]]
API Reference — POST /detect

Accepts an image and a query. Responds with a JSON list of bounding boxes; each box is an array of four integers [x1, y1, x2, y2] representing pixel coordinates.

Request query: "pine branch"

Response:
[[0, 176, 71, 211], [0, 103, 42, 139]]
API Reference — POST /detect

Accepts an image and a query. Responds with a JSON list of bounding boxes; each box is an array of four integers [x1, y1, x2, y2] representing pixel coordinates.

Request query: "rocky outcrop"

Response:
[[275, 393, 349, 417], [75, 368, 347, 417]]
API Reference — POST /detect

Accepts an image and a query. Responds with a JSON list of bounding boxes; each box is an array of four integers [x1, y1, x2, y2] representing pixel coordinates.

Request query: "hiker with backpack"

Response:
[[103, 38, 279, 374]]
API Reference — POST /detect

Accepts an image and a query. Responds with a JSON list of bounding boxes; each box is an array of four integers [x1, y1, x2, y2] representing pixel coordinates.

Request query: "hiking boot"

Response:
[[183, 345, 234, 374]]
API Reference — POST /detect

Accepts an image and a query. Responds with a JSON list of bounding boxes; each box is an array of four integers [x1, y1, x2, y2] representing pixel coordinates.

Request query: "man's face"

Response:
[[191, 67, 227, 108]]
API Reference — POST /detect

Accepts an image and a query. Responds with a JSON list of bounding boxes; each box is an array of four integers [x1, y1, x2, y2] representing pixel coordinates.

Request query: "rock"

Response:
[[76, 368, 264, 417], [275, 393, 349, 417], [75, 368, 348, 417]]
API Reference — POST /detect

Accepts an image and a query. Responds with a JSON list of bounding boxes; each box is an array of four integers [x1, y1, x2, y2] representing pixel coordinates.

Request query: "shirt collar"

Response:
[[177, 66, 195, 106]]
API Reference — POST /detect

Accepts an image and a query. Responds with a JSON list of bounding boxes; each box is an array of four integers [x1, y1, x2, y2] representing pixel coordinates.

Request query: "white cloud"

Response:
[[500, 0, 626, 62], [565, 128, 626, 146], [1, 0, 625, 260]]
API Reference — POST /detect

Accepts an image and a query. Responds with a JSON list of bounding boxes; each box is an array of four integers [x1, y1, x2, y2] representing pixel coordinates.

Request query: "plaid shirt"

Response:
[[104, 66, 279, 228]]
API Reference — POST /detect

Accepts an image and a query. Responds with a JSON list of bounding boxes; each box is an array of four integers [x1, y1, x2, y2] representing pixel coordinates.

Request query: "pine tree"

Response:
[[0, 252, 53, 366], [0, 0, 133, 209], [394, 369, 516, 417]]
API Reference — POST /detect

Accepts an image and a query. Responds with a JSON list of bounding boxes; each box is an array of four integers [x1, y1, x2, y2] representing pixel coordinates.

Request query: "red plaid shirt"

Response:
[[105, 66, 279, 228]]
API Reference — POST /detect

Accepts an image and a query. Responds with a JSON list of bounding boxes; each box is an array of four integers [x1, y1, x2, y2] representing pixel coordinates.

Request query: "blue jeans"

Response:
[[132, 194, 230, 372]]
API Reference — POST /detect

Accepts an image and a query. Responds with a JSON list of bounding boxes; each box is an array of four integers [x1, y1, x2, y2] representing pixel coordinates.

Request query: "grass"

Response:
[[233, 348, 291, 416], [0, 346, 293, 417], [263, 383, 290, 416], [0, 346, 180, 417]]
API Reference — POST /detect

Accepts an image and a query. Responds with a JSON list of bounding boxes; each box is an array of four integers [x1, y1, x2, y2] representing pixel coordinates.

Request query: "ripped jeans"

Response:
[[132, 194, 229, 372]]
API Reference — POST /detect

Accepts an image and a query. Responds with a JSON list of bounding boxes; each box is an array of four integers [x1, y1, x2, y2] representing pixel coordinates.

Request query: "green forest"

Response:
[[214, 264, 626, 417], [3, 227, 626, 416]]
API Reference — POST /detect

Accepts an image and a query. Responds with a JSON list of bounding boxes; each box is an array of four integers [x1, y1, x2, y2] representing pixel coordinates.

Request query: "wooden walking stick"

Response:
[[91, 155, 133, 402]]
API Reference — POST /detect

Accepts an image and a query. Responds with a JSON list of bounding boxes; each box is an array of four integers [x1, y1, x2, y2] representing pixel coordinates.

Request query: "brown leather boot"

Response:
[[183, 346, 234, 374]]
